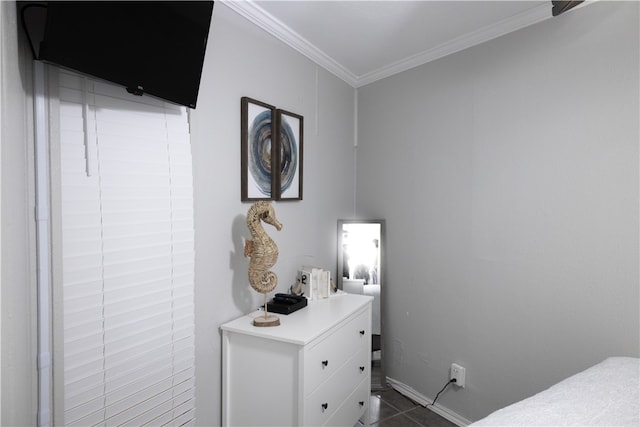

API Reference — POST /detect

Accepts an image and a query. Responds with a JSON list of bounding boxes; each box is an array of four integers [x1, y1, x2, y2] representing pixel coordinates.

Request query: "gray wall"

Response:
[[1, 2, 37, 426], [357, 1, 639, 421], [2, 1, 638, 425], [189, 4, 356, 425]]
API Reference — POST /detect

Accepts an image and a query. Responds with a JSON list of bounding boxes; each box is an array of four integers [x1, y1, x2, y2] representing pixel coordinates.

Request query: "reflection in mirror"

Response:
[[337, 220, 385, 390]]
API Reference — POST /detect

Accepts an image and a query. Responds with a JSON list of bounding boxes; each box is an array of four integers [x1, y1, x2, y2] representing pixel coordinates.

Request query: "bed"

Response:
[[470, 357, 639, 426]]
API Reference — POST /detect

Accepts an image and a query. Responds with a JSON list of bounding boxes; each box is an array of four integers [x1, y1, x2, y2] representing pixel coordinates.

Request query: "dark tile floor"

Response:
[[361, 353, 457, 427], [363, 388, 458, 427]]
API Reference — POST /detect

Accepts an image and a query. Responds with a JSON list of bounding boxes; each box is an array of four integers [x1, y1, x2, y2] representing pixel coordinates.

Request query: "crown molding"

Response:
[[223, 1, 555, 88], [356, 2, 553, 87], [223, 0, 359, 86]]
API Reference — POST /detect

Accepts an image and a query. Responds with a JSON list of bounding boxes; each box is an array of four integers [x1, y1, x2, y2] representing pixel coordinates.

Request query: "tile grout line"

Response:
[[373, 393, 426, 426]]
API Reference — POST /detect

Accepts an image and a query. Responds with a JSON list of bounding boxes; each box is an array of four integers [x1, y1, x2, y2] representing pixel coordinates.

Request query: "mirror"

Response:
[[337, 219, 385, 390]]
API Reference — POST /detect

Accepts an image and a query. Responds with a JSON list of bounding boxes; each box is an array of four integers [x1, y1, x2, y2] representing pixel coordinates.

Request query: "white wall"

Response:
[[0, 3, 356, 425], [189, 4, 356, 425], [0, 1, 37, 425], [357, 1, 639, 422]]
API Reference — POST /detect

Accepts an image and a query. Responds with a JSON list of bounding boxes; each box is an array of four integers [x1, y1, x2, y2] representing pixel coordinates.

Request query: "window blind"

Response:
[[57, 70, 195, 426]]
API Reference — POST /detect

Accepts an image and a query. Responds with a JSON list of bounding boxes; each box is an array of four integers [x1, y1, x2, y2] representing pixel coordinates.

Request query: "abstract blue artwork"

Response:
[[275, 109, 303, 200], [241, 97, 275, 201], [241, 97, 303, 201], [278, 116, 297, 193], [248, 110, 275, 197]]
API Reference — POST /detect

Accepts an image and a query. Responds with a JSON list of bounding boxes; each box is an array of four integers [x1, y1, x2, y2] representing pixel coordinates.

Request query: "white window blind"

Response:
[[57, 70, 195, 426]]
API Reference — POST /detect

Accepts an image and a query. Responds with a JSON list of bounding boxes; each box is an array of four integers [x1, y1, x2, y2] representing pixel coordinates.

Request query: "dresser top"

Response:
[[220, 293, 373, 345]]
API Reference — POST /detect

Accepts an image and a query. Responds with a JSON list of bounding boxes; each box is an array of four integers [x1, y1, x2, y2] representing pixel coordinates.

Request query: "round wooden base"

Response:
[[253, 314, 280, 327]]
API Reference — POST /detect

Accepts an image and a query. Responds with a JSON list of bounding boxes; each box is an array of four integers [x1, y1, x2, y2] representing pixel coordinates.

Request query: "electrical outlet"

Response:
[[450, 363, 466, 388]]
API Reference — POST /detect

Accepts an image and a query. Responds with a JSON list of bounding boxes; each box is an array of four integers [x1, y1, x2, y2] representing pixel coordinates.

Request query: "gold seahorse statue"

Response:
[[244, 201, 283, 326]]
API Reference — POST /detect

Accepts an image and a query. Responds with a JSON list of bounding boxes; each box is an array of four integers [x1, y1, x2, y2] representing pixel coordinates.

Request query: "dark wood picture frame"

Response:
[[241, 97, 276, 201], [275, 109, 303, 201]]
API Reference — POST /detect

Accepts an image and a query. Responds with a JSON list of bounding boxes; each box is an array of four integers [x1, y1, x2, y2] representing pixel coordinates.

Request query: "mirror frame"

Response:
[[337, 219, 386, 389]]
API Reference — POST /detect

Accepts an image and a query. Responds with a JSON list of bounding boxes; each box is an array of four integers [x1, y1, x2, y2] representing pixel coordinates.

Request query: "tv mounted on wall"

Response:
[[36, 1, 214, 109]]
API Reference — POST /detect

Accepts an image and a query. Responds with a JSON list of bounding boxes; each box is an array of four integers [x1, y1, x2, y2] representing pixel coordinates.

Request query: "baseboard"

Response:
[[385, 377, 472, 427]]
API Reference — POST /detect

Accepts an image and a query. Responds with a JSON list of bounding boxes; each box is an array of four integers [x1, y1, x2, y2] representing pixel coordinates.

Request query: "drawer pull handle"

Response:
[[321, 403, 328, 412], [359, 401, 365, 407], [359, 330, 365, 336], [321, 360, 329, 368], [359, 366, 365, 372]]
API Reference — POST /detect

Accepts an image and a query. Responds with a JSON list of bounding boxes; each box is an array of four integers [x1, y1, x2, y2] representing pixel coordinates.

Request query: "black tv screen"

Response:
[[38, 1, 214, 109]]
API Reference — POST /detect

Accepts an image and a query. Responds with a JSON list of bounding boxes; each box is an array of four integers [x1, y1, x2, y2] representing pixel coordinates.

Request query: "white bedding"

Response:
[[471, 357, 639, 426]]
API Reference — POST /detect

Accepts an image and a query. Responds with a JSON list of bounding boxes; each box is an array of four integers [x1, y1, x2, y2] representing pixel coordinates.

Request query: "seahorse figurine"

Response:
[[244, 201, 283, 326]]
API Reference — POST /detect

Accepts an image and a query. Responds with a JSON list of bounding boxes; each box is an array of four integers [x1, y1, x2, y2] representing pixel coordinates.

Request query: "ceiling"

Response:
[[224, 1, 571, 87]]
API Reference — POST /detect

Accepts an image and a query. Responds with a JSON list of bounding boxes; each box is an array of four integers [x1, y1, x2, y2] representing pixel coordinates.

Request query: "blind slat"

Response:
[[116, 389, 175, 427], [59, 70, 195, 426], [104, 342, 173, 379]]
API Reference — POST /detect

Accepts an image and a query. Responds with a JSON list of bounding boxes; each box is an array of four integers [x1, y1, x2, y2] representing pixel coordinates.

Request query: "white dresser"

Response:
[[221, 293, 373, 426]]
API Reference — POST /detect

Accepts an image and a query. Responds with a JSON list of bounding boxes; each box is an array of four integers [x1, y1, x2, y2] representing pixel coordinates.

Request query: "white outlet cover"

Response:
[[451, 363, 466, 388]]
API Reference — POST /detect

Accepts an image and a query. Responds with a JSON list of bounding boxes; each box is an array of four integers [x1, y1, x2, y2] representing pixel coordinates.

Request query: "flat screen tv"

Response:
[[38, 1, 214, 109]]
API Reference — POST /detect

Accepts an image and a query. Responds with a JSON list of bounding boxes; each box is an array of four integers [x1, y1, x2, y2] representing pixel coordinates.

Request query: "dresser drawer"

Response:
[[325, 377, 370, 427], [304, 308, 369, 396], [221, 294, 373, 427], [303, 345, 370, 426]]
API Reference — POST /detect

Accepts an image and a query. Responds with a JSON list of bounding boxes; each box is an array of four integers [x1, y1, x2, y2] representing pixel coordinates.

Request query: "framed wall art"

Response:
[[275, 109, 303, 201], [241, 97, 276, 201]]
